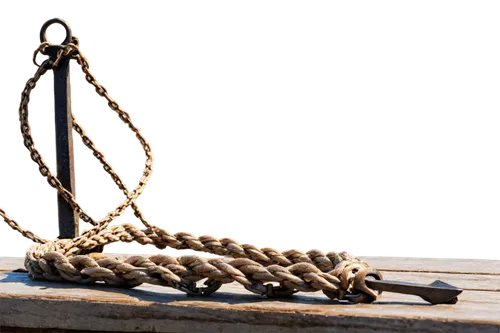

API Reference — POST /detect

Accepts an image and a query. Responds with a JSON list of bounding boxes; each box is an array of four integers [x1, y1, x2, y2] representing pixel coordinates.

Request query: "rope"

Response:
[[1, 38, 381, 303]]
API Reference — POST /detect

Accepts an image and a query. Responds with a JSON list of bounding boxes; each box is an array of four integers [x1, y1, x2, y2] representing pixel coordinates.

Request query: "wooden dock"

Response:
[[1, 255, 499, 332]]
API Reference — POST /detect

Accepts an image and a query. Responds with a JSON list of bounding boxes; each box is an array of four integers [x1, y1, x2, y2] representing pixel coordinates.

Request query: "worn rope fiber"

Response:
[[1, 38, 379, 303]]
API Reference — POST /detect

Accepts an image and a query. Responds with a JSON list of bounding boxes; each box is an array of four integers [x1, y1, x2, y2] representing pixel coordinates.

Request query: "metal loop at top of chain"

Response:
[[34, 19, 80, 68], [39, 18, 72, 45]]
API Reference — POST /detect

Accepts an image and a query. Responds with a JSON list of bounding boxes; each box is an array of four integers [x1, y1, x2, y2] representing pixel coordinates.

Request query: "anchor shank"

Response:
[[365, 279, 462, 304], [366, 279, 431, 296], [46, 46, 78, 239]]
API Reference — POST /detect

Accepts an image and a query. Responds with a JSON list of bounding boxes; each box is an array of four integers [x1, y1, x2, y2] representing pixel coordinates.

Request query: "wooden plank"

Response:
[[0, 257, 25, 272], [2, 256, 499, 332], [360, 256, 500, 275], [0, 325, 142, 333], [1, 270, 500, 333]]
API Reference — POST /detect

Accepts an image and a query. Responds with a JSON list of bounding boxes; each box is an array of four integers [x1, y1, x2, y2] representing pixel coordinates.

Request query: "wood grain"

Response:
[[360, 256, 500, 275], [1, 256, 499, 333]]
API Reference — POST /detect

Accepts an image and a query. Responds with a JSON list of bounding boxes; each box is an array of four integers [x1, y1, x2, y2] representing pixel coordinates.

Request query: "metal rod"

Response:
[[41, 19, 78, 239], [365, 279, 462, 305]]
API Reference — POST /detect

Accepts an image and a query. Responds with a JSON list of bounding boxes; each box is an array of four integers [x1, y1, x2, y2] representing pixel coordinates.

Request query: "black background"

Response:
[[0, 7, 492, 256]]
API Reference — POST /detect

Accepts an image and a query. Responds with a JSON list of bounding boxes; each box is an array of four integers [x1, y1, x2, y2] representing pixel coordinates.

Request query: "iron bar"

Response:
[[41, 19, 78, 239]]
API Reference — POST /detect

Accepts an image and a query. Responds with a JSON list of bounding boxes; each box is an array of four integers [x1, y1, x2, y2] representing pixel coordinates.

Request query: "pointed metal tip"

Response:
[[430, 280, 463, 291]]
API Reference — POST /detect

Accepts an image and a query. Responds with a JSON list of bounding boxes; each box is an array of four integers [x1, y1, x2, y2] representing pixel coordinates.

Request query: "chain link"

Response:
[[2, 39, 154, 243]]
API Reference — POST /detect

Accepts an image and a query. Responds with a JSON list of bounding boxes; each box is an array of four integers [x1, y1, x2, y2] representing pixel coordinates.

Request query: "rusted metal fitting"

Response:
[[175, 279, 223, 296], [245, 282, 298, 298], [266, 284, 298, 298], [200, 279, 223, 296], [346, 267, 384, 303], [244, 282, 268, 296]]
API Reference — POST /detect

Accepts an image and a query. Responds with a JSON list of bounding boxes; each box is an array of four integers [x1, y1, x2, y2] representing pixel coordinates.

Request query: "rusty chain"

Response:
[[0, 37, 384, 304]]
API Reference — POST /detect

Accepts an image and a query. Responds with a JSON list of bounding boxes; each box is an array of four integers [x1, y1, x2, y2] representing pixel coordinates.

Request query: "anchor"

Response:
[[0, 17, 462, 304]]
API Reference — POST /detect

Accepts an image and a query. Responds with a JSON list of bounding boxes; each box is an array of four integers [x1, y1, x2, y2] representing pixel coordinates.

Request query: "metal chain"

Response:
[[4, 40, 154, 244]]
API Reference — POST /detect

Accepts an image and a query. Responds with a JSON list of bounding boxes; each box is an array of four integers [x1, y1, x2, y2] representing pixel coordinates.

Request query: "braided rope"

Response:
[[1, 39, 381, 303]]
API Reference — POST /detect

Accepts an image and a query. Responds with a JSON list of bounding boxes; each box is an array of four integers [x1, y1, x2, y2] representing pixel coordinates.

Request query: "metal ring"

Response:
[[39, 18, 72, 45], [353, 267, 384, 300]]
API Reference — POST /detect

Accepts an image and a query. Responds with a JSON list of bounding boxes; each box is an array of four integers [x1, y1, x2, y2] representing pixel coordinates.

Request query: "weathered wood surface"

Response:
[[1, 255, 499, 333]]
